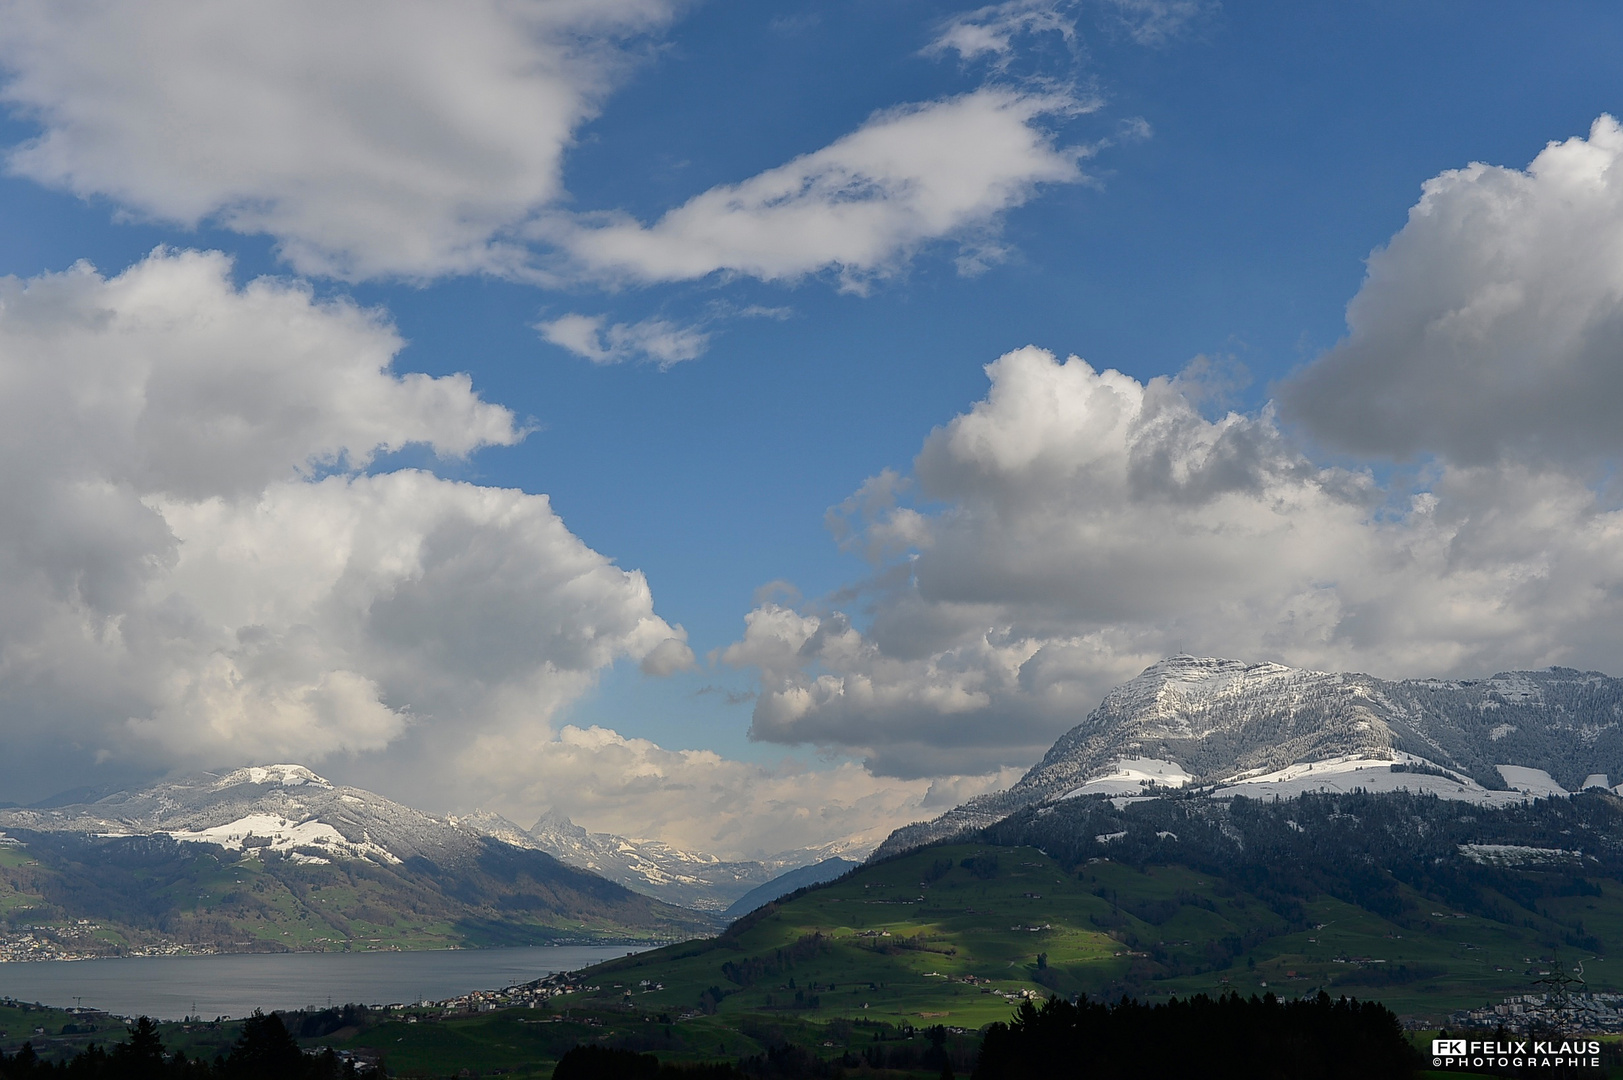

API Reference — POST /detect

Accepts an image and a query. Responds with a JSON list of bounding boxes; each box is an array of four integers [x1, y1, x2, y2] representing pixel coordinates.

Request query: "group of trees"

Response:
[[0, 1014, 356, 1079], [973, 992, 1419, 1079], [566, 992, 1418, 1079]]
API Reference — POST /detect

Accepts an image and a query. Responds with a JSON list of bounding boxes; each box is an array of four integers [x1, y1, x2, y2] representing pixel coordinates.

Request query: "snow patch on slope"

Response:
[[1208, 755, 1532, 805], [1496, 765, 1568, 797], [1222, 754, 1403, 786], [166, 813, 399, 863], [1060, 757, 1194, 798]]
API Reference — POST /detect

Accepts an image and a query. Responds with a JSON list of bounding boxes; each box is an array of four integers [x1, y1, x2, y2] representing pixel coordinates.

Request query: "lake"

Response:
[[0, 946, 641, 1021]]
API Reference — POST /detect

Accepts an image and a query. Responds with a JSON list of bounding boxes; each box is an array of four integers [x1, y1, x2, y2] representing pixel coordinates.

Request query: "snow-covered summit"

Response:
[[209, 764, 332, 791], [1097, 655, 1300, 726], [0, 766, 483, 868]]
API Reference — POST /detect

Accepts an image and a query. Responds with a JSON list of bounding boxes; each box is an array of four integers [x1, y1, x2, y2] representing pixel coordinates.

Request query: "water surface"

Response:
[[0, 946, 639, 1020]]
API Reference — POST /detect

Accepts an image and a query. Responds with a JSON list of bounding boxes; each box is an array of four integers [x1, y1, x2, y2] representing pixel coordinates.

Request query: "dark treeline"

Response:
[[0, 1013, 355, 1080], [973, 991, 1420, 1079], [555, 994, 1415, 1079]]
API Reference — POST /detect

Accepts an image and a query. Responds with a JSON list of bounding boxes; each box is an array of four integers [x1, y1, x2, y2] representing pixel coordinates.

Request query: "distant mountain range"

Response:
[[506, 813, 807, 912], [877, 656, 1623, 856], [0, 763, 866, 962], [0, 765, 714, 958], [447, 809, 868, 913]]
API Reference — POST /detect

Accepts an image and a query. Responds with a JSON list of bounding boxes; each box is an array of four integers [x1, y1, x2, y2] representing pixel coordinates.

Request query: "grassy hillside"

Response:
[[289, 832, 1623, 1076], [559, 839, 1623, 1029], [0, 831, 713, 956]]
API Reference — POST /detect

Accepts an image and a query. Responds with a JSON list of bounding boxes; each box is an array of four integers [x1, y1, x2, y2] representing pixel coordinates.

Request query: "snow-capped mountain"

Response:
[[875, 656, 1623, 856], [0, 765, 718, 954], [515, 812, 782, 912], [0, 764, 486, 867], [0, 763, 870, 913]]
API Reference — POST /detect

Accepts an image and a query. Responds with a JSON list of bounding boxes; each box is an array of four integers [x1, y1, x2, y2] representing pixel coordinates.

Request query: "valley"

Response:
[[68, 792, 1618, 1077]]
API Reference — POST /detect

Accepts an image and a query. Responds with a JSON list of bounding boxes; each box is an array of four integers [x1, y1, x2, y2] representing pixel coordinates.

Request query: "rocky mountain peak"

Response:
[[530, 809, 589, 841]]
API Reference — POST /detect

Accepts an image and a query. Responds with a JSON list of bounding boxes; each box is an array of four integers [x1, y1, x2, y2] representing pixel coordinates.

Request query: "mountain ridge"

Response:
[[0, 766, 715, 957], [451, 809, 870, 912], [0, 765, 867, 917], [874, 655, 1623, 857]]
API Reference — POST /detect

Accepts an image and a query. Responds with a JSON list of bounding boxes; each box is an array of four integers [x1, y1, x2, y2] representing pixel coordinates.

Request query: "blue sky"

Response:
[[3, 1, 1623, 855]]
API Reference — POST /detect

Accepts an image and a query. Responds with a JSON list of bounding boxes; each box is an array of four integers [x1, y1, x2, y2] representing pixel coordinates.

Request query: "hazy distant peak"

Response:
[[530, 809, 587, 838], [448, 810, 536, 847]]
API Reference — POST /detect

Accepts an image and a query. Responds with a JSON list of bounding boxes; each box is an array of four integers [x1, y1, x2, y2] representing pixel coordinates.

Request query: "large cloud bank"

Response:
[[0, 246, 992, 859], [727, 117, 1623, 779], [0, 248, 688, 794]]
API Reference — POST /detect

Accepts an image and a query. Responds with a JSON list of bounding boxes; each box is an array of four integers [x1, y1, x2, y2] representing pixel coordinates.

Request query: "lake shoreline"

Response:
[[0, 944, 646, 1020], [0, 931, 680, 964]]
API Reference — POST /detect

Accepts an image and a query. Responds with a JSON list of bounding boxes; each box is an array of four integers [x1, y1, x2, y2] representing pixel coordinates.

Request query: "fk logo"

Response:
[[1433, 1040, 1467, 1056]]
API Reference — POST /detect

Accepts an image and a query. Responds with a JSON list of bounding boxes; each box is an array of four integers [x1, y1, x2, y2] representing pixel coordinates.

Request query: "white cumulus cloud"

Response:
[[1282, 114, 1623, 467], [0, 248, 690, 800], [0, 0, 675, 279]]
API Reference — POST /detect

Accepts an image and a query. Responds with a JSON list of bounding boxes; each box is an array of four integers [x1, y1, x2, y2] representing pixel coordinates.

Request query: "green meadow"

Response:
[[555, 842, 1623, 1025]]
